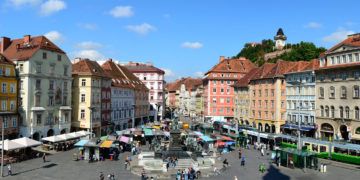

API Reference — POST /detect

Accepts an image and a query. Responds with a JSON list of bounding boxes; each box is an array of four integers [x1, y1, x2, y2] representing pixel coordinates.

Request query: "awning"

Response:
[[164, 132, 170, 137], [300, 126, 314, 131], [144, 129, 153, 136], [226, 141, 235, 145], [100, 140, 114, 148], [153, 125, 161, 130], [200, 136, 214, 142], [100, 136, 109, 141], [116, 131, 123, 136], [42, 136, 66, 143], [134, 131, 142, 136], [12, 137, 42, 148], [0, 139, 25, 151], [119, 136, 129, 143], [74, 139, 89, 146], [194, 131, 203, 136], [221, 136, 234, 141]]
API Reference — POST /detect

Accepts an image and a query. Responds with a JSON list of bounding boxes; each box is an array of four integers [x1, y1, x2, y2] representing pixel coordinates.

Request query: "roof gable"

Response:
[[205, 57, 256, 75]]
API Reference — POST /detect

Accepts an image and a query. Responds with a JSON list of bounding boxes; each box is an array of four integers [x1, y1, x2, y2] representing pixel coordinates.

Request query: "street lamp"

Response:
[[88, 107, 96, 139]]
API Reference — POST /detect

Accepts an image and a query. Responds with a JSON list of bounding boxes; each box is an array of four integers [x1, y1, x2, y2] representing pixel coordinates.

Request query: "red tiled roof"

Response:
[[205, 57, 256, 75], [320, 34, 360, 57], [101, 59, 135, 88], [233, 67, 260, 87], [263, 60, 297, 78], [166, 78, 202, 92], [72, 58, 110, 78], [250, 63, 276, 80], [116, 63, 148, 91], [0, 53, 14, 65], [1, 35, 65, 61], [287, 59, 319, 73]]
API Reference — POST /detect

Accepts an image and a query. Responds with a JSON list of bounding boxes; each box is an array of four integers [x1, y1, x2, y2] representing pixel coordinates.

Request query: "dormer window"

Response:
[[42, 52, 47, 59], [93, 69, 97, 73], [57, 55, 62, 61]]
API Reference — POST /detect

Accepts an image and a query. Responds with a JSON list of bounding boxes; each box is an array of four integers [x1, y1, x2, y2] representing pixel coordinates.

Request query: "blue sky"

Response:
[[1, 0, 360, 82]]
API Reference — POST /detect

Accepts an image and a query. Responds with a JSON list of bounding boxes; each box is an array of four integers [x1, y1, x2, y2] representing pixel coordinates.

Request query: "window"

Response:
[[49, 64, 55, 75], [220, 98, 224, 103], [265, 112, 268, 119], [48, 96, 54, 106], [36, 114, 42, 125], [281, 90, 285, 96], [213, 88, 216, 93], [57, 55, 62, 61], [349, 54, 353, 62], [63, 95, 67, 106], [339, 106, 344, 118], [341, 86, 347, 98], [346, 107, 350, 119], [10, 101, 15, 111], [271, 90, 274, 96], [271, 112, 274, 119], [12, 117, 16, 127], [336, 56, 340, 64], [213, 80, 217, 85], [220, 108, 224, 114], [331, 106, 335, 118], [227, 81, 231, 85], [49, 80, 54, 90], [356, 53, 359, 61], [81, 94, 86, 102], [226, 107, 230, 114], [1, 82, 7, 93], [355, 107, 359, 120], [253, 90, 256, 97], [64, 81, 68, 90], [20, 64, 23, 72], [258, 100, 262, 107], [281, 101, 284, 108], [325, 106, 329, 117], [343, 55, 347, 63], [226, 97, 230, 103], [342, 72, 347, 80], [1, 100, 7, 111], [36, 63, 41, 73], [81, 79, 86, 86], [42, 52, 47, 59], [35, 95, 41, 106], [271, 100, 274, 108], [36, 80, 41, 89], [10, 83, 15, 94], [252, 100, 255, 107], [265, 100, 268, 108], [329, 86, 335, 98], [227, 88, 230, 93], [220, 88, 224, 93], [331, 57, 335, 64], [221, 80, 224, 85], [64, 113, 69, 123], [80, 109, 85, 119], [281, 113, 284, 120], [258, 90, 262, 97], [265, 89, 268, 96], [320, 106, 324, 117], [64, 66, 68, 76], [319, 87, 324, 98], [258, 111, 261, 118], [3, 117, 7, 129], [213, 74, 217, 77], [5, 67, 10, 76]]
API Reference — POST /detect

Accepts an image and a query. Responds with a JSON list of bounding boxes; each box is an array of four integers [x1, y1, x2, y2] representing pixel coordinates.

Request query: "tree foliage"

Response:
[[235, 39, 326, 66]]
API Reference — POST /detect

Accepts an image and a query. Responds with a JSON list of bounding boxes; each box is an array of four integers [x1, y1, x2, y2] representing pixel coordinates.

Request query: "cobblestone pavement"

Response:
[[3, 144, 360, 180]]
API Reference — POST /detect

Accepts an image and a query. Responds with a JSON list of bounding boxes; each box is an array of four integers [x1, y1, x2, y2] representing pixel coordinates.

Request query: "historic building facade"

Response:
[[124, 62, 164, 122], [203, 57, 256, 122], [102, 59, 135, 130], [283, 60, 319, 138], [71, 58, 107, 137], [1, 35, 72, 140], [0, 53, 18, 139], [249, 60, 296, 134], [316, 33, 360, 143]]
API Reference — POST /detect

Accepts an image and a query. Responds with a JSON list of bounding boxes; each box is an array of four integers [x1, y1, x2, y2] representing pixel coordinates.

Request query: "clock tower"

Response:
[[274, 28, 287, 50]]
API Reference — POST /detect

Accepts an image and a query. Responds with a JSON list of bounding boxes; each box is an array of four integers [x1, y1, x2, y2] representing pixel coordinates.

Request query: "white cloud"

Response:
[[70, 50, 105, 61], [74, 41, 103, 49], [193, 71, 203, 78], [322, 27, 355, 43], [40, 0, 66, 16], [44, 30, 65, 44], [125, 23, 156, 35], [162, 68, 178, 82], [109, 6, 133, 18], [8, 0, 42, 7], [77, 23, 98, 30], [303, 22, 323, 29], [181, 42, 203, 49], [346, 22, 356, 26]]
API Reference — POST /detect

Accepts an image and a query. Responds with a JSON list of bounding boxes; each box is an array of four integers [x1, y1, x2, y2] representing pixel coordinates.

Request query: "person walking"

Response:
[[141, 168, 146, 180], [234, 176, 238, 180], [176, 170, 181, 180], [42, 153, 46, 163], [238, 149, 242, 159], [184, 168, 189, 180], [241, 156, 245, 166], [7, 164, 12, 176], [99, 172, 104, 180]]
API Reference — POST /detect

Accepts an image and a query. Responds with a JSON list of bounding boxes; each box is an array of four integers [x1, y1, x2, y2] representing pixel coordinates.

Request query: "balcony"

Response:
[[286, 95, 315, 101]]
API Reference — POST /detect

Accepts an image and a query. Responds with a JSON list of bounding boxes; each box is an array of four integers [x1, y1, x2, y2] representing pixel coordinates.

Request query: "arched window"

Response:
[[329, 86, 335, 98], [341, 86, 347, 98], [356, 127, 360, 134], [345, 106, 350, 119], [331, 106, 335, 118], [354, 85, 359, 98], [339, 106, 344, 118], [320, 106, 324, 117], [355, 107, 359, 120], [325, 106, 329, 117]]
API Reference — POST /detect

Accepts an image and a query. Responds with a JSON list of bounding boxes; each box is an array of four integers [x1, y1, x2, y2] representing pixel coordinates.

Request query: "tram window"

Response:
[[312, 144, 318, 152], [334, 147, 341, 153], [320, 146, 327, 152]]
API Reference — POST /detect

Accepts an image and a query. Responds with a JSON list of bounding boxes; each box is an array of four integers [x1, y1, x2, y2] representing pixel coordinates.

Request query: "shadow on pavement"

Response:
[[263, 164, 290, 180], [12, 163, 58, 176]]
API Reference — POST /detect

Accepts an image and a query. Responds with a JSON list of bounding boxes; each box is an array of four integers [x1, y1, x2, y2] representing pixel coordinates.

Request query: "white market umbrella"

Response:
[[12, 137, 42, 148], [57, 134, 75, 141], [67, 132, 81, 139], [0, 139, 25, 151], [42, 136, 66, 143], [75, 131, 91, 137]]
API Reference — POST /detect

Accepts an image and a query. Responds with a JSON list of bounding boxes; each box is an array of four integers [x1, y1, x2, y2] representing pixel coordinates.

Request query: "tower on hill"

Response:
[[274, 28, 287, 50]]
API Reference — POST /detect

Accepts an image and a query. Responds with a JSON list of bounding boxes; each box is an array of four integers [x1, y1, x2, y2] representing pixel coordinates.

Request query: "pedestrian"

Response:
[[110, 173, 115, 180], [124, 161, 128, 169], [261, 148, 264, 156], [241, 156, 245, 166], [150, 177, 154, 180], [100, 172, 104, 180], [7, 164, 12, 176], [141, 168, 146, 180], [166, 162, 169, 171], [260, 163, 265, 173], [176, 170, 181, 180], [214, 167, 220, 175], [185, 168, 189, 180], [234, 176, 238, 180], [42, 153, 46, 163], [238, 149, 242, 159]]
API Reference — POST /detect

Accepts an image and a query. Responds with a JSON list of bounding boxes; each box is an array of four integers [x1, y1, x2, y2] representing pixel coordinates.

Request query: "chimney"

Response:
[[220, 56, 225, 62], [24, 35, 31, 43], [108, 58, 112, 62], [74, 57, 81, 64], [146, 62, 153, 67], [1, 37, 10, 53]]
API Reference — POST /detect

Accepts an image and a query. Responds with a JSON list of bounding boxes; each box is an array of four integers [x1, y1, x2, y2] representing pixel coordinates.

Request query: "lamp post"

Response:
[[132, 105, 135, 128]]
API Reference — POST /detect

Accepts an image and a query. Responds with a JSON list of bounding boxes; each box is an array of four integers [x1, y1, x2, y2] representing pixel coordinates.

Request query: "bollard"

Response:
[[320, 164, 323, 173], [323, 165, 327, 173]]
